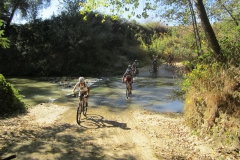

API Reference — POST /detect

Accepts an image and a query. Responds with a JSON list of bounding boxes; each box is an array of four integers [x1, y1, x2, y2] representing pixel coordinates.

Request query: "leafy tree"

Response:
[[79, 0, 239, 61], [194, 0, 221, 59], [206, 0, 240, 26], [0, 20, 9, 48], [0, 0, 51, 30]]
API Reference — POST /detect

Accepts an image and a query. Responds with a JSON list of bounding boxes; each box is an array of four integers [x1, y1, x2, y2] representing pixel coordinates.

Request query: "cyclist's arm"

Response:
[[72, 82, 79, 94], [122, 73, 126, 82]]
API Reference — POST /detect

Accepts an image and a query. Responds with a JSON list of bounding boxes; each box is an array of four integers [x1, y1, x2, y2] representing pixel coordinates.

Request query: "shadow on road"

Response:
[[78, 114, 131, 130]]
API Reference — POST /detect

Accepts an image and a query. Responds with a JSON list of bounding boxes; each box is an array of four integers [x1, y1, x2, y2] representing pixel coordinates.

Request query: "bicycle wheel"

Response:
[[76, 105, 82, 124], [170, 62, 176, 67], [83, 101, 87, 117]]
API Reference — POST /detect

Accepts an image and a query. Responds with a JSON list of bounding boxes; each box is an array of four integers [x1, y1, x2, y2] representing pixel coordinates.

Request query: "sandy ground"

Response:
[[1, 104, 238, 160], [1, 64, 239, 160]]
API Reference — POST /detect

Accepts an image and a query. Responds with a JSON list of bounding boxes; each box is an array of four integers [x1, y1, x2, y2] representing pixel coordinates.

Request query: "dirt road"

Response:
[[1, 103, 235, 160]]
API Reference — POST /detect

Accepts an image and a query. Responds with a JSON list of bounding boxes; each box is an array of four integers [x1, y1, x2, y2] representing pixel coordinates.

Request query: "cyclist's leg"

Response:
[[130, 79, 132, 93]]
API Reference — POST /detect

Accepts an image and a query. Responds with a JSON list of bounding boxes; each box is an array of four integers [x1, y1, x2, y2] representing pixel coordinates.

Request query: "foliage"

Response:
[[0, 0, 51, 29], [0, 74, 26, 116], [79, 0, 157, 21], [205, 0, 240, 26], [0, 20, 9, 48], [0, 6, 164, 76], [140, 25, 198, 62], [214, 22, 240, 67]]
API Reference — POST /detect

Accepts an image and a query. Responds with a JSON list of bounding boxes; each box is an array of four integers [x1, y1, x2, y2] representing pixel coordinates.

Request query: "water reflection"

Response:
[[7, 76, 183, 113]]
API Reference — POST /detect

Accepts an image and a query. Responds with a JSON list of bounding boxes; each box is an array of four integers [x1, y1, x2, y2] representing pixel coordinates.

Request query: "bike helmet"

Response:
[[135, 60, 138, 62], [153, 58, 156, 61], [128, 64, 131, 68], [79, 77, 85, 82]]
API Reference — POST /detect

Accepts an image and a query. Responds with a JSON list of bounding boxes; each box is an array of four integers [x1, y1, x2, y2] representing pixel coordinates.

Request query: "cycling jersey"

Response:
[[123, 71, 133, 83], [74, 82, 89, 95]]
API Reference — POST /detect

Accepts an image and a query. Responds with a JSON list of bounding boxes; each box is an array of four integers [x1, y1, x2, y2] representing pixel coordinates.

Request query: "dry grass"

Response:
[[183, 65, 240, 149]]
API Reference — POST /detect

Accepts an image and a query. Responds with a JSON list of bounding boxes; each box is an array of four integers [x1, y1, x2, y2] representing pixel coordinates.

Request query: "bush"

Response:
[[0, 74, 26, 116]]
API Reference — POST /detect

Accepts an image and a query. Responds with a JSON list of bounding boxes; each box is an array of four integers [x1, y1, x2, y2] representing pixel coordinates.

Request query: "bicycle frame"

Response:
[[76, 94, 87, 124]]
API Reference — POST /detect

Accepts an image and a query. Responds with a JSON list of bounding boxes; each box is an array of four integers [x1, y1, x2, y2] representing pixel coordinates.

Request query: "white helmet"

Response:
[[135, 60, 137, 62], [79, 77, 85, 82], [128, 64, 131, 68]]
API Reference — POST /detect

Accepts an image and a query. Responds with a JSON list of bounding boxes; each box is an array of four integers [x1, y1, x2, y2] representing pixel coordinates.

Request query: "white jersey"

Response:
[[74, 81, 88, 94]]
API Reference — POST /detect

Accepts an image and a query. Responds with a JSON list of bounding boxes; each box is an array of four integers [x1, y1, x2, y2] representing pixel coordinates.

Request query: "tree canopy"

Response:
[[0, 0, 51, 30], [79, 0, 239, 61]]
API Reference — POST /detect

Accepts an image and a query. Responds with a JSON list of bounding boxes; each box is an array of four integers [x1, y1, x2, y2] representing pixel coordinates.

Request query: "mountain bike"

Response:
[[125, 81, 131, 99], [76, 93, 88, 124]]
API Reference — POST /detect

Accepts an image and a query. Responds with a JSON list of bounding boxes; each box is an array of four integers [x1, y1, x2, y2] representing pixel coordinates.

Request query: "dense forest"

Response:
[[0, 0, 239, 152], [0, 11, 166, 77]]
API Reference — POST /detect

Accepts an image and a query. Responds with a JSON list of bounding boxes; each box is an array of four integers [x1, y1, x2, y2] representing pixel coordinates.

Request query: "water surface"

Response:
[[7, 76, 183, 113]]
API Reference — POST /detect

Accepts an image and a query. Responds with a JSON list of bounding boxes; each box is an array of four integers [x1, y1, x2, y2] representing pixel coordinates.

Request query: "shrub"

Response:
[[0, 74, 26, 116]]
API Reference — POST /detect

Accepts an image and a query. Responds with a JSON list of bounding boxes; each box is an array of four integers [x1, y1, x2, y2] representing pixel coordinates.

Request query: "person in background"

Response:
[[131, 60, 139, 70], [131, 60, 139, 76], [152, 58, 158, 67]]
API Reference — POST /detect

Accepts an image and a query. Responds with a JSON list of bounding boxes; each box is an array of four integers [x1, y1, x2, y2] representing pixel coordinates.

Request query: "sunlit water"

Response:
[[7, 76, 184, 113]]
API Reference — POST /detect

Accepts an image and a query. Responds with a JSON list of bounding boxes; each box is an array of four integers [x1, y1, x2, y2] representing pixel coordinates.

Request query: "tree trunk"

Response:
[[188, 0, 202, 56], [193, 0, 223, 61], [6, 6, 17, 30]]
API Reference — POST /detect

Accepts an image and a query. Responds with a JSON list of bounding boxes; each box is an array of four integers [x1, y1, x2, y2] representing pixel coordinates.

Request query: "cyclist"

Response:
[[152, 58, 158, 71], [131, 60, 139, 70], [122, 68, 133, 94], [131, 60, 139, 75], [72, 77, 90, 107]]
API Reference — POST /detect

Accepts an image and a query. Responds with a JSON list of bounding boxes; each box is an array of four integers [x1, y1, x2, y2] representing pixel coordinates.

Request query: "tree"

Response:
[[206, 0, 239, 26], [194, 0, 222, 59], [0, 0, 51, 30], [79, 0, 239, 61]]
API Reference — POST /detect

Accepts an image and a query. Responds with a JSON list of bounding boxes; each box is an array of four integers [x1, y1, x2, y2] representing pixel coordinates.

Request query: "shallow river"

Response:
[[7, 75, 183, 113]]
